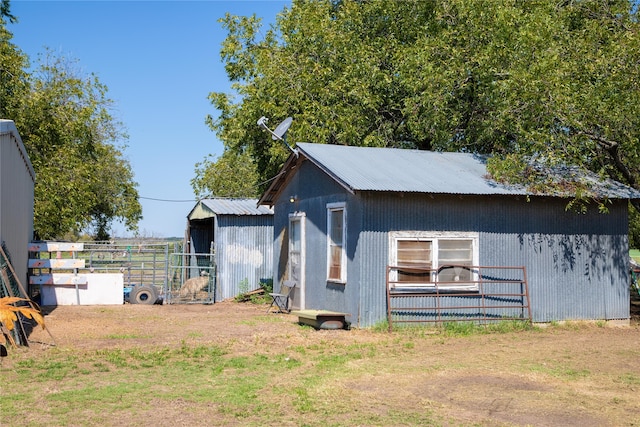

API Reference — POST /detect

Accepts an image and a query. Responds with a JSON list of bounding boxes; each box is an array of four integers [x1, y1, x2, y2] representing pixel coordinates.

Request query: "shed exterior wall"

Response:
[[356, 194, 629, 326], [272, 160, 630, 327], [477, 197, 629, 323], [273, 161, 361, 316], [214, 215, 274, 300], [0, 121, 34, 292]]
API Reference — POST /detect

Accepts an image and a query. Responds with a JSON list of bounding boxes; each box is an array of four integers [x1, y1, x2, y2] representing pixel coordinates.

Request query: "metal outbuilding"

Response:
[[0, 120, 35, 298], [185, 198, 274, 300], [259, 143, 640, 327]]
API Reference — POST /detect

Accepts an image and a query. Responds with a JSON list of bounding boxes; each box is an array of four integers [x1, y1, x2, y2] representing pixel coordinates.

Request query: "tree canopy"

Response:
[[206, 0, 640, 214], [1, 2, 141, 240], [191, 149, 260, 199]]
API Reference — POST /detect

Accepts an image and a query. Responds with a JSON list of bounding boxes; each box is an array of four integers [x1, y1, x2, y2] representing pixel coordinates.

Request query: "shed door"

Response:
[[288, 213, 305, 310]]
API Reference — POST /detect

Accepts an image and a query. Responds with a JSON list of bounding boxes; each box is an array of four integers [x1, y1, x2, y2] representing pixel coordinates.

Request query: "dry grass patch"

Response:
[[1, 303, 639, 426]]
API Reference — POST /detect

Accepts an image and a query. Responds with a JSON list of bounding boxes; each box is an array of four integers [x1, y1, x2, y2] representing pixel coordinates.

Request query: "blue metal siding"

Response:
[[272, 160, 631, 327], [478, 198, 629, 322], [355, 194, 630, 326], [188, 221, 214, 255], [357, 230, 388, 327], [272, 161, 361, 316], [215, 215, 274, 300]]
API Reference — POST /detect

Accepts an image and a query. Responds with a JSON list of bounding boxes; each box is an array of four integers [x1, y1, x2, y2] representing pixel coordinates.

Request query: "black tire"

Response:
[[129, 285, 157, 305]]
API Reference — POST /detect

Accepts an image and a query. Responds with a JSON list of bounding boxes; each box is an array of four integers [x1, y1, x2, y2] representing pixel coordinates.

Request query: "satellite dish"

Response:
[[257, 115, 297, 156], [272, 117, 293, 141]]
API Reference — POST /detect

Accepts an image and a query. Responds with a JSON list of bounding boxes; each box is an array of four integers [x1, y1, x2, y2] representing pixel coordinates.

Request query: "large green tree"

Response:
[[191, 149, 259, 198], [15, 52, 142, 240], [207, 0, 640, 210], [0, 0, 28, 120], [1, 3, 141, 240], [207, 0, 437, 190], [400, 1, 640, 202]]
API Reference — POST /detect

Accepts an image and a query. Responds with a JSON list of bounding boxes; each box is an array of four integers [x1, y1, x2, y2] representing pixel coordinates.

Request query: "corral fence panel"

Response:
[[82, 241, 172, 291], [29, 240, 216, 304], [165, 252, 216, 304]]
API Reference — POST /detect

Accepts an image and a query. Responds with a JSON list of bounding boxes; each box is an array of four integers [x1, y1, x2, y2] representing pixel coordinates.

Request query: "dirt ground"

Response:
[[12, 300, 640, 426]]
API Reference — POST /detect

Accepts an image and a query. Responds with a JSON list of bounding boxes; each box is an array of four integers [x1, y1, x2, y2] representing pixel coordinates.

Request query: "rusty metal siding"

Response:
[[0, 121, 35, 293], [214, 214, 274, 300]]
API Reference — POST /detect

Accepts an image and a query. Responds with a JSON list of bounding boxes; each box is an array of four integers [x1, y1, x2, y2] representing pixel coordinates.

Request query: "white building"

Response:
[[0, 120, 35, 297]]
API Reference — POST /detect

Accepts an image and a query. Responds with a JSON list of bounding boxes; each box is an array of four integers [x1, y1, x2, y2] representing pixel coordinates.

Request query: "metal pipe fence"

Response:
[[165, 252, 216, 304], [29, 241, 216, 304], [386, 264, 531, 331]]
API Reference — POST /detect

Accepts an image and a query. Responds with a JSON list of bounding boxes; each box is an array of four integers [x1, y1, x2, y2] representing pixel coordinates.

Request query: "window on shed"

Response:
[[327, 203, 346, 283], [397, 240, 433, 283], [436, 239, 474, 284], [391, 232, 478, 291]]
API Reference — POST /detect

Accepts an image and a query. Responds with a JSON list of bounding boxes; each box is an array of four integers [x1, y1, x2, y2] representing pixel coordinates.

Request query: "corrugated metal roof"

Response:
[[296, 143, 640, 199], [189, 198, 273, 220]]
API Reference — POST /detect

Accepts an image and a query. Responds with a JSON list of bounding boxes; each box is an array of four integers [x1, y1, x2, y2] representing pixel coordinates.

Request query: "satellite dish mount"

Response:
[[257, 116, 296, 156]]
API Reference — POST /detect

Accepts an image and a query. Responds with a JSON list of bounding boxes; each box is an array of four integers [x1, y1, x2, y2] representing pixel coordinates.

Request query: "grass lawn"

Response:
[[1, 303, 640, 426]]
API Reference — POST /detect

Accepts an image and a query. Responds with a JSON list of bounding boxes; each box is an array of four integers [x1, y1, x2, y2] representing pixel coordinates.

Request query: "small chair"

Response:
[[267, 280, 295, 313]]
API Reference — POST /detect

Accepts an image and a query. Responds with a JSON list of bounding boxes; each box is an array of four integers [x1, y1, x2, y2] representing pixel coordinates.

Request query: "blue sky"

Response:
[[9, 0, 289, 238]]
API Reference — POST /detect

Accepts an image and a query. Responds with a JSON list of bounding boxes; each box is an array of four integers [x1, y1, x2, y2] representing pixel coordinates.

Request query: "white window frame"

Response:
[[326, 202, 347, 284], [389, 231, 479, 291]]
